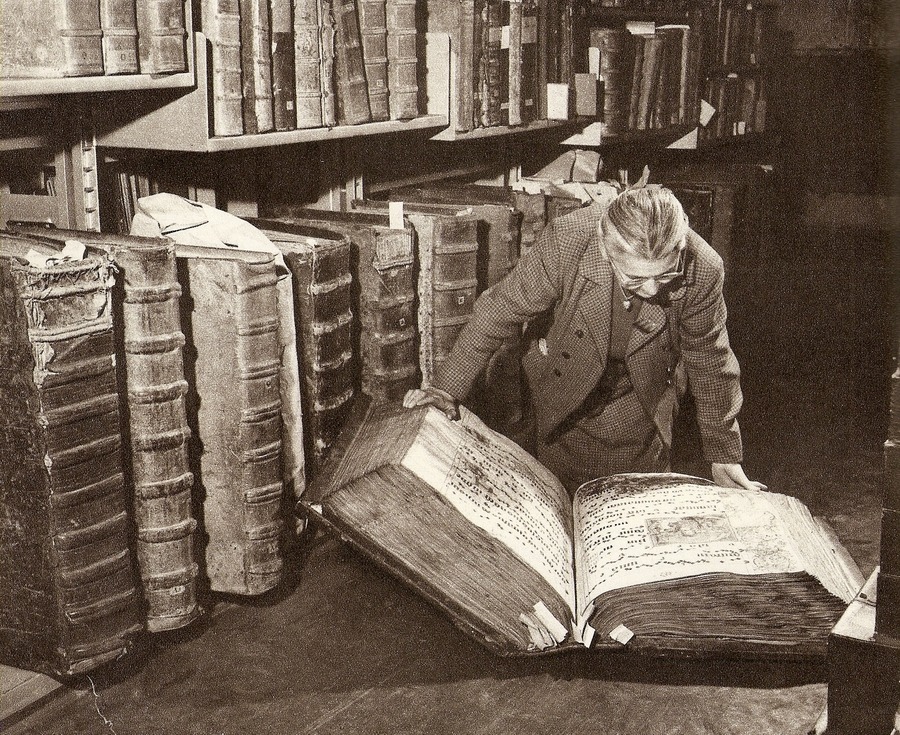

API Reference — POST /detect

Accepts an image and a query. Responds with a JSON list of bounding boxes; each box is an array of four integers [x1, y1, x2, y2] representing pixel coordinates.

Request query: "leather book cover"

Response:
[[0, 236, 142, 676], [271, 0, 297, 130], [245, 218, 357, 477], [519, 0, 539, 124], [180, 251, 285, 596], [480, 0, 501, 127], [332, 0, 373, 125], [358, 0, 390, 121], [319, 0, 338, 126], [201, 0, 244, 136], [260, 207, 419, 402], [353, 199, 480, 388], [506, 0, 521, 126], [100, 0, 138, 74], [293, 0, 325, 128], [57, 0, 105, 75], [239, 0, 275, 134], [385, 0, 418, 120], [136, 0, 187, 74], [456, 0, 476, 131]]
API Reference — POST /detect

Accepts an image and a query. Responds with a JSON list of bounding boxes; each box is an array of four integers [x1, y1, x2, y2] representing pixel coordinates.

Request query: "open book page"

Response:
[[403, 407, 576, 621], [572, 474, 857, 619]]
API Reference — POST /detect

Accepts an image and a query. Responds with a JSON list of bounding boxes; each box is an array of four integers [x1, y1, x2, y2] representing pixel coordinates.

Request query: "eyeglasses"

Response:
[[610, 247, 687, 292]]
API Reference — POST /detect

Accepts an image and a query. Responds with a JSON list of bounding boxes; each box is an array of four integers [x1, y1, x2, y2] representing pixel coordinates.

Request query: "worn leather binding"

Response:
[[590, 27, 635, 135], [319, 0, 338, 126], [352, 200, 479, 388], [507, 0, 522, 126], [247, 218, 356, 478], [358, 0, 390, 121], [332, 0, 372, 125], [259, 208, 418, 403], [201, 0, 244, 136], [293, 0, 324, 128], [136, 0, 187, 74], [57, 0, 105, 75], [480, 0, 502, 127], [519, 0, 539, 124], [0, 236, 142, 676], [180, 250, 285, 595], [112, 241, 202, 631], [239, 0, 275, 134], [385, 0, 418, 120], [270, 0, 297, 130], [100, 0, 138, 74]]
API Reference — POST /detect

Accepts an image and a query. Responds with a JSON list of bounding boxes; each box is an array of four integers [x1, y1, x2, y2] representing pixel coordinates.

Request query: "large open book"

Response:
[[306, 398, 864, 657]]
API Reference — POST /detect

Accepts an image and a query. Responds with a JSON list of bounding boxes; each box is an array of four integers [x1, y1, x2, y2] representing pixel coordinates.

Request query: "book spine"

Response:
[[637, 34, 661, 131], [535, 0, 547, 119], [319, 0, 338, 125], [416, 216, 479, 387], [184, 256, 284, 596], [507, 0, 522, 126], [591, 27, 633, 135], [136, 0, 187, 74], [472, 0, 485, 127], [480, 0, 501, 127], [240, 0, 275, 134], [281, 240, 356, 473], [519, 0, 539, 124], [510, 190, 546, 258], [358, 0, 390, 121], [333, 0, 372, 125], [357, 227, 419, 400], [558, 0, 573, 88], [0, 251, 142, 676], [202, 0, 244, 136], [455, 0, 475, 132], [627, 35, 645, 131], [270, 0, 297, 130], [100, 0, 138, 74], [385, 0, 418, 120], [114, 242, 201, 633], [57, 0, 104, 76], [293, 0, 325, 128]]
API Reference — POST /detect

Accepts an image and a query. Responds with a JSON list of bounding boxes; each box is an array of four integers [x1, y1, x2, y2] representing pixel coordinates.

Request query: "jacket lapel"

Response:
[[577, 234, 613, 363]]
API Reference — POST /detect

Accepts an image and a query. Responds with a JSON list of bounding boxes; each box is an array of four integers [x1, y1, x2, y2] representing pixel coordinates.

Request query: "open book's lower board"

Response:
[[306, 398, 864, 659]]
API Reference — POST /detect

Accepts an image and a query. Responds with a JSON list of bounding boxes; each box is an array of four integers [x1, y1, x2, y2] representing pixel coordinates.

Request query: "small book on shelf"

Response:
[[305, 399, 864, 657], [385, 0, 419, 120], [239, 0, 276, 134], [358, 0, 390, 121], [0, 235, 143, 676], [271, 0, 298, 130], [294, 0, 326, 129], [201, 0, 244, 136], [136, 0, 188, 74], [100, 0, 139, 74], [332, 0, 373, 125]]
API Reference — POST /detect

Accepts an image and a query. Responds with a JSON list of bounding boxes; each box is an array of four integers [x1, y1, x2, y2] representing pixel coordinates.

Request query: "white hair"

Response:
[[600, 185, 689, 260]]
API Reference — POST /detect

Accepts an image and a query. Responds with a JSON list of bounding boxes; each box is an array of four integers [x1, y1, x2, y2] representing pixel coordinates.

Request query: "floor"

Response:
[[2, 217, 892, 735]]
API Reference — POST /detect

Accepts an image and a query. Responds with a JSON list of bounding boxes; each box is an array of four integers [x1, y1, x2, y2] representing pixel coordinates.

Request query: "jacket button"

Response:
[[575, 329, 584, 338], [562, 351, 571, 359], [553, 368, 562, 377]]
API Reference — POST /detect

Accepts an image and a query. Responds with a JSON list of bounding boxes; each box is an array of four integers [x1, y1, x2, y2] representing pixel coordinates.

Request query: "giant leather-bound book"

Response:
[[248, 218, 357, 478], [307, 398, 865, 659], [258, 207, 419, 403], [0, 235, 143, 675]]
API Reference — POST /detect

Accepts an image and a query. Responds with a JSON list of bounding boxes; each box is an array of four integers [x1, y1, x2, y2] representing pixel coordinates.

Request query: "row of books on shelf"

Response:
[[203, 0, 419, 137], [0, 181, 590, 677], [430, 0, 577, 133], [0, 0, 188, 78], [699, 71, 767, 142]]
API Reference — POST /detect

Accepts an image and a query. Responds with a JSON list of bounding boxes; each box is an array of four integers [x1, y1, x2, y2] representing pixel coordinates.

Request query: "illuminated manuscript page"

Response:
[[402, 407, 576, 617], [572, 474, 834, 616]]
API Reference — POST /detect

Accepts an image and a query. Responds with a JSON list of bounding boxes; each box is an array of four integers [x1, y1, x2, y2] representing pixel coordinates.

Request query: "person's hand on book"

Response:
[[711, 463, 768, 492], [403, 386, 460, 420]]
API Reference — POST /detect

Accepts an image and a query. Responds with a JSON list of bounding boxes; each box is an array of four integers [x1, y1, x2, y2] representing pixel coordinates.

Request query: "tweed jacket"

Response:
[[434, 202, 744, 464]]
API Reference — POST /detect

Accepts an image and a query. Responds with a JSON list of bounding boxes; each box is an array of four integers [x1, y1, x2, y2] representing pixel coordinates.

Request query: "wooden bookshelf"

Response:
[[94, 33, 446, 153]]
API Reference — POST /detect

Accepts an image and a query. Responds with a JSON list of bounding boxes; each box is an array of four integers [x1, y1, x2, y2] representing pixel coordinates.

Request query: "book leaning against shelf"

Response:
[[306, 398, 864, 657]]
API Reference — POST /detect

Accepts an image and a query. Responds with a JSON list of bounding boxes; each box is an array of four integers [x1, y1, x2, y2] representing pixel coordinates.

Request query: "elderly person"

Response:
[[404, 182, 765, 495]]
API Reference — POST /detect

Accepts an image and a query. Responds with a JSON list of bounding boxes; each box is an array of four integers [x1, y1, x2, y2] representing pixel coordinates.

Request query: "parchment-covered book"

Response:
[[0, 236, 143, 675], [201, 0, 244, 136], [385, 0, 418, 120], [239, 0, 275, 134], [136, 0, 187, 74], [100, 0, 138, 74], [357, 0, 390, 121], [306, 399, 864, 657]]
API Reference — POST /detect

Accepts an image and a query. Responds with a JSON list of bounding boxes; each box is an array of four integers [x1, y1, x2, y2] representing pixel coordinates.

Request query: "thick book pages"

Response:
[[109, 239, 202, 632], [308, 400, 865, 657], [352, 200, 479, 388], [100, 0, 138, 74], [179, 249, 285, 595], [259, 208, 419, 402], [385, 0, 418, 120], [246, 219, 357, 476], [239, 0, 275, 134], [332, 0, 372, 125], [270, 0, 297, 130], [293, 0, 325, 128], [357, 0, 390, 121], [0, 237, 142, 676], [136, 0, 188, 74], [201, 0, 244, 136]]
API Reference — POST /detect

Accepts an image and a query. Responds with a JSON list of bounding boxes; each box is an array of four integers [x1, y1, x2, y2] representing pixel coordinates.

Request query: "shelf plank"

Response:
[[430, 118, 575, 142], [0, 665, 62, 723]]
